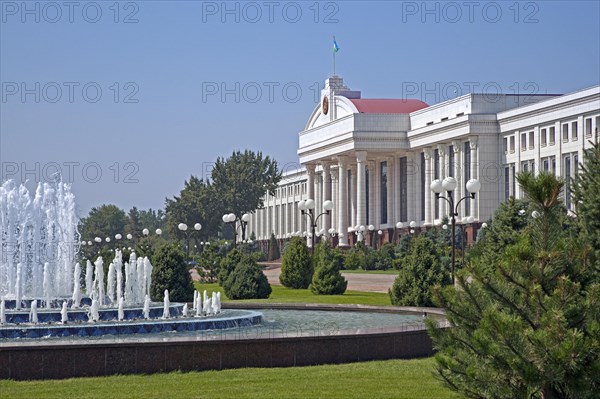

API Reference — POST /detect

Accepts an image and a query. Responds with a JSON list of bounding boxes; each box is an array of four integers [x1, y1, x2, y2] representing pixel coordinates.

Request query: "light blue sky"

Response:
[[1, 0, 599, 216]]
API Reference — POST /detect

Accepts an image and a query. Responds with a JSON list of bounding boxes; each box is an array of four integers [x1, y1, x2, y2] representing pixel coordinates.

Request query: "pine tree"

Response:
[[428, 172, 600, 399], [311, 240, 347, 295], [267, 233, 280, 261], [389, 235, 450, 307], [223, 257, 271, 300], [150, 242, 194, 302], [279, 236, 313, 289], [573, 140, 600, 262]]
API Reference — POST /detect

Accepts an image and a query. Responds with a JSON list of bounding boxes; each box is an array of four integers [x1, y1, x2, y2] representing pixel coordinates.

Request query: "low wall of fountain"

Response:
[[0, 304, 441, 381]]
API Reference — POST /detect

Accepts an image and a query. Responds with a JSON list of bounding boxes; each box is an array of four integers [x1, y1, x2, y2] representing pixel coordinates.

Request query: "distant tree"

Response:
[[211, 150, 281, 240], [150, 242, 194, 302], [389, 235, 450, 307], [79, 204, 128, 260], [280, 237, 313, 289], [428, 172, 600, 399], [195, 244, 222, 283], [311, 240, 347, 295], [165, 176, 222, 252], [223, 257, 271, 300], [267, 233, 280, 261]]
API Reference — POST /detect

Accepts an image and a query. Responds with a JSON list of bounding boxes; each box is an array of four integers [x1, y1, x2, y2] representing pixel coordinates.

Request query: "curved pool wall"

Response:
[[0, 304, 446, 380], [0, 310, 263, 340]]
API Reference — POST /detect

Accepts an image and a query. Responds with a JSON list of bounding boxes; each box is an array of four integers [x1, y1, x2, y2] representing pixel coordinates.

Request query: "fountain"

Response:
[[0, 179, 261, 340]]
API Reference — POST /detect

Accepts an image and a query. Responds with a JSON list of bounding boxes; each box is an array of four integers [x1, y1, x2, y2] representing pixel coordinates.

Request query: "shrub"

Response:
[[195, 245, 222, 283], [223, 258, 271, 299], [311, 241, 347, 295], [279, 236, 313, 289], [150, 242, 194, 302], [388, 236, 450, 307], [218, 249, 245, 285]]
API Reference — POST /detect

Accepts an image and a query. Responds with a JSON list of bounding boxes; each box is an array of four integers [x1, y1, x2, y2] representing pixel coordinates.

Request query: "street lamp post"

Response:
[[430, 177, 481, 285], [394, 222, 404, 244], [368, 224, 375, 247], [178, 222, 202, 257], [222, 213, 251, 248], [298, 199, 333, 253]]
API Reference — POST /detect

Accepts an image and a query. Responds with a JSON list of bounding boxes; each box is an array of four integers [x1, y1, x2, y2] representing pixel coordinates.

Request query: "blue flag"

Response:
[[333, 38, 340, 53]]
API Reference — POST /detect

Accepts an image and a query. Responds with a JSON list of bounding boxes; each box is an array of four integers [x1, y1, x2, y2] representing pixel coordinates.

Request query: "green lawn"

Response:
[[194, 282, 391, 306], [0, 358, 463, 399]]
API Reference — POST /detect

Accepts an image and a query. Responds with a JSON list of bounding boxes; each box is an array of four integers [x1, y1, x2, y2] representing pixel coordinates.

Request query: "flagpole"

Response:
[[333, 36, 336, 75]]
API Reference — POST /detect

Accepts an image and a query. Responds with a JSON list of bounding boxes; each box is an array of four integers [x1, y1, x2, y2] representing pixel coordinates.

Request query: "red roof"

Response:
[[349, 99, 428, 114]]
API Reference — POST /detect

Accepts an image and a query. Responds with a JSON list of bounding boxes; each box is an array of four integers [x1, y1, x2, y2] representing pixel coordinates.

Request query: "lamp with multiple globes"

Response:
[[430, 177, 481, 285], [298, 198, 334, 253]]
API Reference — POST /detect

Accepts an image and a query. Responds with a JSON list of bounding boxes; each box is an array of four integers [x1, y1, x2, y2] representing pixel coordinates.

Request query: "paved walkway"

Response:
[[190, 262, 397, 293], [261, 262, 396, 293]]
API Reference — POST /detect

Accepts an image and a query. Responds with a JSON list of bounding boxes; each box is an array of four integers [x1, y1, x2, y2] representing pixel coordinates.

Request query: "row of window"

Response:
[[503, 116, 599, 153], [274, 182, 307, 199], [504, 152, 578, 208]]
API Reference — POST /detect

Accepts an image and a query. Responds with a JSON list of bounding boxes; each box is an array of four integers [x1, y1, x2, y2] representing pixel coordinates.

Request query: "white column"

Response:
[[393, 154, 401, 225], [356, 152, 367, 235], [386, 156, 394, 227], [331, 169, 338, 236], [452, 141, 462, 219], [437, 145, 446, 220], [374, 158, 381, 226], [470, 136, 479, 220], [306, 164, 315, 200], [337, 156, 348, 246], [424, 150, 432, 225], [406, 153, 416, 224], [350, 164, 357, 228], [367, 160, 375, 226], [322, 162, 332, 233]]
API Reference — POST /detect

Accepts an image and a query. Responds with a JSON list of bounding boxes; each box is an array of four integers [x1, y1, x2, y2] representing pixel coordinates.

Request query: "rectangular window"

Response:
[[510, 136, 515, 152], [456, 112, 464, 117], [511, 164, 516, 198], [448, 145, 455, 177], [552, 157, 556, 175], [504, 166, 510, 200], [434, 150, 440, 219], [586, 118, 593, 137], [365, 166, 370, 225], [522, 162, 529, 172], [543, 159, 549, 172], [572, 121, 578, 140], [529, 131, 534, 149], [380, 161, 388, 224], [400, 157, 408, 222], [464, 142, 471, 216], [564, 155, 571, 209], [549, 127, 556, 145], [574, 154, 579, 177], [541, 128, 547, 146], [521, 133, 527, 150], [441, 117, 448, 122], [562, 123, 569, 142], [420, 154, 425, 221], [503, 137, 508, 152]]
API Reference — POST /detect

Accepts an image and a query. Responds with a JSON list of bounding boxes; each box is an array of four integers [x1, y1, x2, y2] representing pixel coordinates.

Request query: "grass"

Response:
[[194, 282, 392, 306], [0, 358, 463, 399]]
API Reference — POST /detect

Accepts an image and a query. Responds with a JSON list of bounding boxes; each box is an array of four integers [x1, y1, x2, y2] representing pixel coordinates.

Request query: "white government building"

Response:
[[246, 76, 600, 248]]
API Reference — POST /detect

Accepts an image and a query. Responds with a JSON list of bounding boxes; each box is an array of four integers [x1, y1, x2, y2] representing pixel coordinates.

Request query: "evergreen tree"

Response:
[[267, 233, 280, 261], [428, 172, 600, 399], [223, 257, 271, 300], [311, 240, 347, 295], [150, 242, 194, 302], [389, 235, 450, 307], [280, 236, 313, 289], [573, 140, 600, 262], [218, 249, 245, 285]]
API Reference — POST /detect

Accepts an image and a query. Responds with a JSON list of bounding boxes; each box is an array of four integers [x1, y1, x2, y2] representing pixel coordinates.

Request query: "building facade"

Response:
[[247, 76, 600, 247]]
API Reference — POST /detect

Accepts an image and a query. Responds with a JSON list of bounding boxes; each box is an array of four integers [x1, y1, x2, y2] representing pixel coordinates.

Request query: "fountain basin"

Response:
[[0, 309, 262, 339]]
